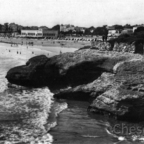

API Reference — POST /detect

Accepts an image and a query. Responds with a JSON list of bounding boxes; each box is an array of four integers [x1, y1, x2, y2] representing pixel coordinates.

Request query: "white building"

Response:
[[107, 26, 120, 36], [21, 29, 58, 38], [121, 28, 133, 35], [133, 27, 138, 33], [21, 29, 43, 37], [60, 24, 75, 32]]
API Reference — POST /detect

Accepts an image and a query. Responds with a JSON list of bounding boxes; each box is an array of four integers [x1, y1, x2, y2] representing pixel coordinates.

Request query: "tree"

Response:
[[93, 27, 104, 35], [51, 25, 60, 31], [0, 24, 2, 31], [22, 26, 31, 30], [31, 26, 38, 30], [113, 25, 123, 30], [134, 27, 144, 34], [39, 26, 49, 30], [124, 24, 132, 28], [4, 23, 9, 32]]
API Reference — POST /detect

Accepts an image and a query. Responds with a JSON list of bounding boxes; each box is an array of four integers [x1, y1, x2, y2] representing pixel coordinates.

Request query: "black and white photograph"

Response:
[[0, 0, 144, 143]]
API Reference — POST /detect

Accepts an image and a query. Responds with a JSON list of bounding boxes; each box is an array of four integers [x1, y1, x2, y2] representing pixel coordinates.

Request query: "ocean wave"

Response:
[[82, 135, 100, 138], [0, 87, 54, 144], [45, 100, 68, 131], [0, 79, 8, 92]]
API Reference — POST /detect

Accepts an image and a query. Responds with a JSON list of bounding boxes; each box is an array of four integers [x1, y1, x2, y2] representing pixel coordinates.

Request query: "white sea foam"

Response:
[[45, 101, 68, 131], [82, 135, 99, 138], [0, 86, 55, 144], [0, 79, 8, 92], [54, 102, 68, 117]]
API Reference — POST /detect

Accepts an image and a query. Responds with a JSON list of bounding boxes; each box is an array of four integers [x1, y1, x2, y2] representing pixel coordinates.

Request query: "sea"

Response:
[[1, 47, 144, 144]]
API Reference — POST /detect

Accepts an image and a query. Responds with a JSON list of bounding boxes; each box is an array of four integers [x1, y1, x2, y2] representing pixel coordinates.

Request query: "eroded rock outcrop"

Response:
[[89, 69, 144, 122], [6, 49, 144, 121], [6, 50, 134, 90]]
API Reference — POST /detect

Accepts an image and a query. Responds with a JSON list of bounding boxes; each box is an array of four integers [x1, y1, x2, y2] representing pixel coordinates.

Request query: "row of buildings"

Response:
[[59, 24, 143, 37], [0, 23, 59, 38], [19, 24, 87, 38], [0, 23, 143, 39], [107, 25, 141, 37], [21, 29, 58, 38]]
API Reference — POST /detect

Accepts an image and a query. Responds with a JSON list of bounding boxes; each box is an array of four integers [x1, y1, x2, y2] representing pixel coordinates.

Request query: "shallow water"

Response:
[[50, 100, 144, 144], [50, 100, 113, 144]]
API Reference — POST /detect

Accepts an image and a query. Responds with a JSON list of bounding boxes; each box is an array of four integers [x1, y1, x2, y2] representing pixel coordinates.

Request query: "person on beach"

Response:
[[60, 51, 62, 55]]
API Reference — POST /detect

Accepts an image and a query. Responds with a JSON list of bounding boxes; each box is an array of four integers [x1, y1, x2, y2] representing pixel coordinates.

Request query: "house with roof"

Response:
[[75, 26, 86, 33], [60, 24, 75, 32], [21, 28, 58, 38], [9, 23, 18, 32], [89, 26, 95, 33], [107, 26, 121, 36], [121, 26, 133, 35]]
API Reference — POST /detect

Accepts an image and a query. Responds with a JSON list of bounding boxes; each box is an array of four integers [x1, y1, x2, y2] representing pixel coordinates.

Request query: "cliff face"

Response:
[[6, 49, 144, 121]]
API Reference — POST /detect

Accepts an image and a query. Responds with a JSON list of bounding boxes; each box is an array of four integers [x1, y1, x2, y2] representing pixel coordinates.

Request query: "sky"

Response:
[[0, 0, 144, 28]]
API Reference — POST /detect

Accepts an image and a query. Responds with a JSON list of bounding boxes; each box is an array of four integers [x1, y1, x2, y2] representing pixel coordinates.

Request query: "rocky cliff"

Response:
[[6, 49, 144, 121]]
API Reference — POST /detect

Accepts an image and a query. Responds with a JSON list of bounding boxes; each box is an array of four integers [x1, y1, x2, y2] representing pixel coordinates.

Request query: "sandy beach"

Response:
[[0, 37, 90, 48], [0, 40, 80, 64]]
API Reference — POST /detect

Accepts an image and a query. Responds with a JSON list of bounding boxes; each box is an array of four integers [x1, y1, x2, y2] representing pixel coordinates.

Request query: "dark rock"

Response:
[[54, 72, 113, 101], [6, 50, 132, 90], [6, 55, 48, 87], [89, 59, 144, 122], [6, 49, 144, 121], [135, 42, 144, 54]]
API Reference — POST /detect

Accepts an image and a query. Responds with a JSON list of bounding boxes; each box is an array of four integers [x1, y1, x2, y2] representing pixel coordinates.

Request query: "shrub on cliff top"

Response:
[[108, 33, 144, 45]]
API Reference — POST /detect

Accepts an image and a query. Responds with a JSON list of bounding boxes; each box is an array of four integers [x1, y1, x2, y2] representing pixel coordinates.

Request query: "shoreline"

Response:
[[0, 42, 78, 63], [0, 37, 91, 49]]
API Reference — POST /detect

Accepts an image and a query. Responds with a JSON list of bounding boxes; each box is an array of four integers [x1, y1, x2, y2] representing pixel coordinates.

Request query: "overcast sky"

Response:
[[0, 0, 144, 28]]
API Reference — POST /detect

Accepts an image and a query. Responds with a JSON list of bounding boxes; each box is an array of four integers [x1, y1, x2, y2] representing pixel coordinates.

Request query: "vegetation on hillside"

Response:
[[109, 26, 144, 45]]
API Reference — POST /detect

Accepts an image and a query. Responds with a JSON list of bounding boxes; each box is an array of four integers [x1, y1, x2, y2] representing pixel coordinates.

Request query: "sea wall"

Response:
[[91, 40, 144, 54]]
